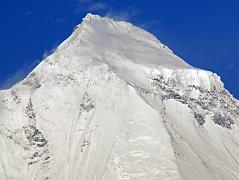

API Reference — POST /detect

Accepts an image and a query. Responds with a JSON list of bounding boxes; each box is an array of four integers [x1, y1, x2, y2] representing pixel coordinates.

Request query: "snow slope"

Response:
[[0, 13, 239, 180]]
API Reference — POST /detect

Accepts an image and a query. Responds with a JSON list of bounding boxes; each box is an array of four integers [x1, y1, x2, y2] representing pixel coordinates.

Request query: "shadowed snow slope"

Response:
[[0, 13, 239, 180]]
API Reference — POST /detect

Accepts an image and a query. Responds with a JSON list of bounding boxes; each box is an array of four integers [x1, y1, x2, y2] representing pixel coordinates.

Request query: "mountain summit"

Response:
[[0, 14, 239, 180]]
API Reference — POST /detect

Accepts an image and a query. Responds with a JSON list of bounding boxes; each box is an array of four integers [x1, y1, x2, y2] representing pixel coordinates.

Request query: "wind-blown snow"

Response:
[[0, 13, 239, 180]]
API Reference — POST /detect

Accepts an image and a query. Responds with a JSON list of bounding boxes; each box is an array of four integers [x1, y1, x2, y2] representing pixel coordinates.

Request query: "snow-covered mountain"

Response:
[[0, 13, 239, 180]]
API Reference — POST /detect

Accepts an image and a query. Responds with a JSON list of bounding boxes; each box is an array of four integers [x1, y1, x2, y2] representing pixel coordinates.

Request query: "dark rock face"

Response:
[[147, 74, 238, 129], [23, 125, 48, 148], [0, 97, 51, 179], [24, 99, 50, 168], [213, 113, 234, 129], [80, 92, 95, 112], [78, 92, 96, 152], [11, 89, 21, 104], [194, 113, 205, 126]]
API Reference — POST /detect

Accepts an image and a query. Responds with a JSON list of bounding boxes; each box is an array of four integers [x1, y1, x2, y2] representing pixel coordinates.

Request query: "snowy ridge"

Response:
[[0, 14, 239, 180]]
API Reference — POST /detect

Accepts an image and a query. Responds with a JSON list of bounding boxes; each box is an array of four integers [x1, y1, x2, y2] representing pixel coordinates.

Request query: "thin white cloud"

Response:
[[88, 3, 108, 11], [76, 0, 92, 3], [54, 18, 66, 24], [74, 0, 138, 21], [43, 47, 57, 59], [0, 60, 40, 90], [0, 45, 58, 90], [43, 16, 66, 24], [75, 0, 108, 13], [105, 8, 137, 21], [140, 20, 159, 30], [25, 10, 35, 16], [0, 69, 29, 89], [227, 61, 235, 70], [226, 61, 239, 75]]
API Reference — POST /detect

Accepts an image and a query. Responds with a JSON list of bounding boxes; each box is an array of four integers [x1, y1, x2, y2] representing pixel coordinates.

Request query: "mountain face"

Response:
[[0, 13, 239, 180]]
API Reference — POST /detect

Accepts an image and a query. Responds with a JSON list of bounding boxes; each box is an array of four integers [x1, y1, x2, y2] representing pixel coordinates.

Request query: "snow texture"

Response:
[[0, 13, 239, 180]]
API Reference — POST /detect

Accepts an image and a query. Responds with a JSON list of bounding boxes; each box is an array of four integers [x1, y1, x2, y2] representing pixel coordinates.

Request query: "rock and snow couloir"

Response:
[[0, 13, 239, 180]]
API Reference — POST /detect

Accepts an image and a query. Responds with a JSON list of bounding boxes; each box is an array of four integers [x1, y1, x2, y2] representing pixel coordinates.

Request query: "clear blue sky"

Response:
[[0, 0, 238, 98]]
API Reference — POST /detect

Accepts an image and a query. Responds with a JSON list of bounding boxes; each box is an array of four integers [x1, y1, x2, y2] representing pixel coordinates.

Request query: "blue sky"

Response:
[[0, 0, 238, 98]]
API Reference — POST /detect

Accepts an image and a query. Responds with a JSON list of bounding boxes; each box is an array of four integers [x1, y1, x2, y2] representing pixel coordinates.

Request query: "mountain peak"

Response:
[[83, 13, 102, 22], [0, 13, 239, 180], [58, 13, 190, 69]]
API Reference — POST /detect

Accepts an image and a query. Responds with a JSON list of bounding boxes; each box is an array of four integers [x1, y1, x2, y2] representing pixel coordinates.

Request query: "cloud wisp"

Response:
[[227, 61, 239, 75], [88, 3, 108, 11], [75, 0, 137, 21], [75, 0, 108, 13], [105, 7, 137, 21], [24, 10, 35, 16], [42, 47, 57, 59], [0, 45, 58, 90], [0, 60, 40, 90]]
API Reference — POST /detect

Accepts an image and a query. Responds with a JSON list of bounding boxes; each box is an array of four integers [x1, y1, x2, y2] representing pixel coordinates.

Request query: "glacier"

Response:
[[0, 13, 239, 180]]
